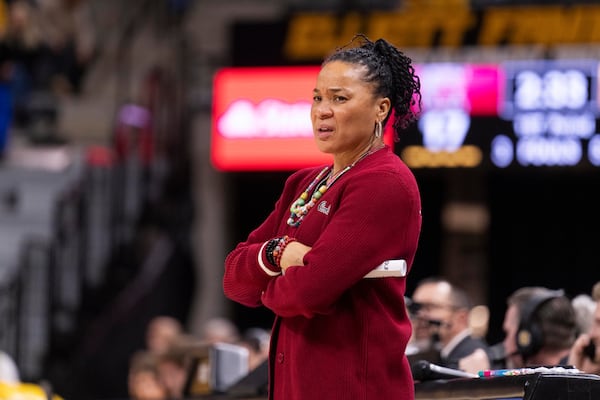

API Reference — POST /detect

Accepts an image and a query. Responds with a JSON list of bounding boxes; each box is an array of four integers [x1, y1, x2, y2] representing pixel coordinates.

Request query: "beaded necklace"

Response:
[[286, 144, 382, 227]]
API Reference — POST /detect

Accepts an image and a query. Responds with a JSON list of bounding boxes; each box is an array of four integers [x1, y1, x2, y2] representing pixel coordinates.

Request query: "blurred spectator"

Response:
[[571, 293, 596, 336], [568, 281, 600, 374], [114, 102, 153, 165], [0, 0, 11, 151], [0, 350, 19, 383], [238, 327, 270, 371], [128, 351, 167, 400], [0, 68, 10, 156], [410, 277, 492, 374], [405, 296, 432, 356], [500, 286, 576, 369], [123, 316, 186, 399], [0, 0, 97, 144], [140, 316, 188, 398], [34, 0, 97, 95], [200, 317, 240, 345], [0, 0, 42, 133], [156, 348, 188, 400], [146, 315, 184, 355]]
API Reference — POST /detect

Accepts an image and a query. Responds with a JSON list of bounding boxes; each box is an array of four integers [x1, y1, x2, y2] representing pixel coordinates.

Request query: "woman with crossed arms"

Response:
[[223, 34, 423, 399]]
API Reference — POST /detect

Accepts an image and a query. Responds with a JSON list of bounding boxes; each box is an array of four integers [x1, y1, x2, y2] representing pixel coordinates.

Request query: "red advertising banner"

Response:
[[211, 64, 502, 171], [211, 66, 396, 171]]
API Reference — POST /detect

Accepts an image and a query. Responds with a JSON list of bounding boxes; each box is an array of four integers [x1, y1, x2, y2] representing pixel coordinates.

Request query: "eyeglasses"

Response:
[[408, 301, 461, 314]]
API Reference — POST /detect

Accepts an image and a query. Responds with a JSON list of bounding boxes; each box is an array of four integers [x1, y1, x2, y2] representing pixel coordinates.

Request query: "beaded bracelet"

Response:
[[266, 235, 296, 269], [275, 235, 296, 269], [265, 238, 280, 267]]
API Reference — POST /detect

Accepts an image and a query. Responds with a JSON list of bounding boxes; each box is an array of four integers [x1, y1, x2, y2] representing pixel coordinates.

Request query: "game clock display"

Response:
[[399, 59, 600, 170], [210, 60, 600, 171]]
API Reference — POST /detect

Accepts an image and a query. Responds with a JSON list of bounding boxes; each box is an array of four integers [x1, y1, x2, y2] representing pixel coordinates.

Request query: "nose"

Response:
[[313, 101, 333, 119]]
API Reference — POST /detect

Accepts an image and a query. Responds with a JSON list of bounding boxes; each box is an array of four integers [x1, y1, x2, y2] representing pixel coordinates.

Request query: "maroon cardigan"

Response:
[[223, 146, 422, 400]]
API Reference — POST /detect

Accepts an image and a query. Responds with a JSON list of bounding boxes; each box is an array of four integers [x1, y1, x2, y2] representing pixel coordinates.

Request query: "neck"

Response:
[[525, 348, 571, 367], [332, 139, 384, 175]]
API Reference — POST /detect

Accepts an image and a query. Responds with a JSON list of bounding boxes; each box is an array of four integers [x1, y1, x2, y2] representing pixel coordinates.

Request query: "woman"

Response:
[[223, 34, 422, 399]]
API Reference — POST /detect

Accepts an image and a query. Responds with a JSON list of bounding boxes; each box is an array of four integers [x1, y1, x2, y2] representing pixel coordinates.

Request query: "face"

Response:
[[411, 282, 459, 346], [502, 304, 522, 368], [146, 319, 180, 354], [311, 61, 389, 159], [591, 301, 600, 344]]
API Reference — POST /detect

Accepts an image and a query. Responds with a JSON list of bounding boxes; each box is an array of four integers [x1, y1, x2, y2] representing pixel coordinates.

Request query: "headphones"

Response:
[[516, 289, 564, 360]]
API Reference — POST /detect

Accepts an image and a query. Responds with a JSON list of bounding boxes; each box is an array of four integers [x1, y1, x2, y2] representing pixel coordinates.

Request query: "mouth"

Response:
[[315, 125, 334, 138]]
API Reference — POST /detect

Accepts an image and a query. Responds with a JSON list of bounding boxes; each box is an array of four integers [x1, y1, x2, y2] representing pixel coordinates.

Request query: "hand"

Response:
[[458, 348, 490, 375], [280, 241, 311, 272], [568, 334, 600, 374]]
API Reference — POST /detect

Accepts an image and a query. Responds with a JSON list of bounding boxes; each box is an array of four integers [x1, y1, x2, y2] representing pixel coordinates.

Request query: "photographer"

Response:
[[568, 281, 600, 374]]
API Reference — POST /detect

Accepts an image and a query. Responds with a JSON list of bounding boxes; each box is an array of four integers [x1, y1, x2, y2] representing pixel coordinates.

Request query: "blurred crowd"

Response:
[[6, 276, 600, 397], [127, 316, 270, 400], [406, 278, 600, 379], [1, 277, 599, 398], [0, 0, 97, 149]]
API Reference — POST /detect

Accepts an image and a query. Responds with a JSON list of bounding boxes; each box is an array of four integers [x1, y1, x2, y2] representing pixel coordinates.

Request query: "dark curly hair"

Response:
[[323, 34, 422, 141]]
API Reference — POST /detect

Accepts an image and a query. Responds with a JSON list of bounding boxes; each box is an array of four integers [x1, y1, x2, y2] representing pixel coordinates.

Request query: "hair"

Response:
[[201, 316, 240, 343], [129, 350, 161, 376], [592, 281, 600, 301], [146, 315, 184, 354], [414, 276, 472, 310], [242, 327, 271, 353], [323, 33, 422, 141], [571, 294, 595, 335], [508, 287, 577, 353]]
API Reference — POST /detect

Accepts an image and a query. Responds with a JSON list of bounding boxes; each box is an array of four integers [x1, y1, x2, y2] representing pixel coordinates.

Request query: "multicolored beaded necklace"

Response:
[[286, 143, 383, 227]]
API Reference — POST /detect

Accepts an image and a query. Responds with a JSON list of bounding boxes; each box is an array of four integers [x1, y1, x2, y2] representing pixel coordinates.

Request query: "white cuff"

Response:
[[258, 241, 281, 276]]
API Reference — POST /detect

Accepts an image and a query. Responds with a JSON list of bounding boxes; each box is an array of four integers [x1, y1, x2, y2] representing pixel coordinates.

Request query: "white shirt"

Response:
[[440, 329, 471, 359], [0, 351, 20, 383]]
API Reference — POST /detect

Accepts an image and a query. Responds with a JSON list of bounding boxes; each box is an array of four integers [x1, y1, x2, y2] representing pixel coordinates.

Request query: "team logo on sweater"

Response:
[[317, 201, 330, 215]]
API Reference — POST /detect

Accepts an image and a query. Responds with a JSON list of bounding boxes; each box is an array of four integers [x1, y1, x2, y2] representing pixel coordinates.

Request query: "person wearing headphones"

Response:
[[410, 277, 492, 374], [499, 286, 577, 369]]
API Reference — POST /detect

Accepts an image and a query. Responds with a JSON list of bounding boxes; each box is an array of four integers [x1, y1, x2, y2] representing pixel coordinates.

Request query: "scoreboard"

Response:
[[501, 60, 599, 168], [210, 60, 600, 171]]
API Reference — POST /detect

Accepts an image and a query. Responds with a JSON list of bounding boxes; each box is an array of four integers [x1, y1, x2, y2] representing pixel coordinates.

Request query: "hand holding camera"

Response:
[[583, 340, 596, 362]]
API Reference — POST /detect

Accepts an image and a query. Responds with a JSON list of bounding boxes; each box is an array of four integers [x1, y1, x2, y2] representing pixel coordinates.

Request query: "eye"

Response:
[[333, 95, 347, 103], [312, 95, 322, 102]]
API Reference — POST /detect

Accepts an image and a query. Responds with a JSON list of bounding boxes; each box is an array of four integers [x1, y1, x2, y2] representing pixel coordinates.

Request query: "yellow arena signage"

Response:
[[401, 145, 483, 169], [283, 5, 600, 61]]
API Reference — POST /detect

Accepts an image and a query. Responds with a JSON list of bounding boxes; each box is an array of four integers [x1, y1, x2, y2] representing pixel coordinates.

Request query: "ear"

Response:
[[456, 309, 470, 324], [376, 97, 391, 121]]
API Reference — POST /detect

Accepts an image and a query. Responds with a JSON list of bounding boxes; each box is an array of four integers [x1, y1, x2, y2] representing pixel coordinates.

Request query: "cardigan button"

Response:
[[277, 352, 284, 363]]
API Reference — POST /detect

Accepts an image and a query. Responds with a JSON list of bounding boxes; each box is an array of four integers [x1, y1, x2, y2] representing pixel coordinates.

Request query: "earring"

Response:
[[374, 121, 383, 139]]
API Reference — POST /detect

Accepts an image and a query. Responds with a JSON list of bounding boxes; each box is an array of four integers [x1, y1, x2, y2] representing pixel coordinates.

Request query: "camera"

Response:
[[583, 340, 596, 361]]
